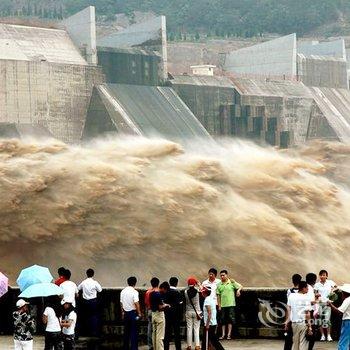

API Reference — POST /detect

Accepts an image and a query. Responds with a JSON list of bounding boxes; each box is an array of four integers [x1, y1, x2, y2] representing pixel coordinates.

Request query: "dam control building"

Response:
[[0, 8, 349, 147]]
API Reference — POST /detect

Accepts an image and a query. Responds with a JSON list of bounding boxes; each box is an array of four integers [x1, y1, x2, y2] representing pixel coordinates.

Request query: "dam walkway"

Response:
[[220, 339, 336, 349], [0, 337, 338, 349]]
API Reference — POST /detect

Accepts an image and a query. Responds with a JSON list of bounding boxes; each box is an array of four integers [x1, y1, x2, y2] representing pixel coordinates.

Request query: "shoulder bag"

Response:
[[187, 290, 203, 321]]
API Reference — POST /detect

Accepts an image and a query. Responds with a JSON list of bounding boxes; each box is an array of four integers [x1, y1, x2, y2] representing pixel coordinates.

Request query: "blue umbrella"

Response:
[[19, 282, 64, 298], [17, 265, 53, 292]]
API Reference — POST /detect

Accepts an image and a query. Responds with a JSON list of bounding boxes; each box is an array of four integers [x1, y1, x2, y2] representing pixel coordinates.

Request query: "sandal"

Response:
[[227, 336, 231, 340], [219, 336, 225, 340]]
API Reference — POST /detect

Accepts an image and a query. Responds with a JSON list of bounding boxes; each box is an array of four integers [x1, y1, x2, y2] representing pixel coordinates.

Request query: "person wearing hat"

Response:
[[13, 299, 35, 350], [184, 277, 202, 350], [60, 299, 77, 350], [328, 284, 350, 350], [201, 286, 220, 350]]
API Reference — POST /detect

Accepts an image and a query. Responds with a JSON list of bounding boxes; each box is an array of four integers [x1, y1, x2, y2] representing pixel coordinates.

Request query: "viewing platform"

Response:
[[0, 288, 342, 349], [0, 337, 338, 349]]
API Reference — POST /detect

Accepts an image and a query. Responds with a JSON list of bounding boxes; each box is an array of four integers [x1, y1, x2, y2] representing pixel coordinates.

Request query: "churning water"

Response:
[[1, 137, 349, 286]]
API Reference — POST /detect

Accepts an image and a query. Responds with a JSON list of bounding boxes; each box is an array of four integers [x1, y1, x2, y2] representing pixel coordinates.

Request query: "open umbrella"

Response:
[[0, 272, 8, 298], [17, 265, 53, 292], [19, 282, 64, 298]]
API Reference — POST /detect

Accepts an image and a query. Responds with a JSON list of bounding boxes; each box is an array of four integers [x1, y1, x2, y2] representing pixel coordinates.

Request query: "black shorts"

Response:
[[220, 306, 235, 325]]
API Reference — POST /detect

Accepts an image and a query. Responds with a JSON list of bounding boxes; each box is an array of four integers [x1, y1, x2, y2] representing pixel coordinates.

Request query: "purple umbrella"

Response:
[[0, 272, 9, 298]]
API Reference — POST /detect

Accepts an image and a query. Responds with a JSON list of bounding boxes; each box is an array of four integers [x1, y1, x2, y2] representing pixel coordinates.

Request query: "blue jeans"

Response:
[[338, 319, 350, 350], [123, 310, 138, 350]]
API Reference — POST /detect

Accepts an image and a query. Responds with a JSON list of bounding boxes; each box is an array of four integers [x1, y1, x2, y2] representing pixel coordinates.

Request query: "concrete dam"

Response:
[[0, 5, 350, 347], [0, 3, 349, 289]]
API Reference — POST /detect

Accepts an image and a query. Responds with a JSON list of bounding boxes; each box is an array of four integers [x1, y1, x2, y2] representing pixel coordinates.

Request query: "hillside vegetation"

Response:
[[1, 0, 350, 38], [63, 0, 350, 37]]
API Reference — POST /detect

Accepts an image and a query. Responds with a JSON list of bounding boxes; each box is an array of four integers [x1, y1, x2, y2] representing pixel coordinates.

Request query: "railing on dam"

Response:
[[0, 287, 342, 343]]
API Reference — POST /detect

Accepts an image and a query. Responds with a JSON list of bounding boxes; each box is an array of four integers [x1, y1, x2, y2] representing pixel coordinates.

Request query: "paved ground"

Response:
[[221, 339, 337, 349], [0, 337, 338, 349], [0, 336, 44, 349]]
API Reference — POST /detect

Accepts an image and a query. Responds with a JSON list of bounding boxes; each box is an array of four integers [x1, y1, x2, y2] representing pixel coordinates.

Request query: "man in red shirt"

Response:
[[54, 267, 67, 286], [145, 277, 159, 350]]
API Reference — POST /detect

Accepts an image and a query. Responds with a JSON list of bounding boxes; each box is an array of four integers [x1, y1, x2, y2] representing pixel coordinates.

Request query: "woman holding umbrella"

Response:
[[43, 296, 63, 350]]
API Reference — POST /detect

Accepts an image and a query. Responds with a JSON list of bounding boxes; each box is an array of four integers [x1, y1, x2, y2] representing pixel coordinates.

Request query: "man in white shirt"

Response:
[[202, 268, 221, 305], [120, 276, 141, 350], [78, 268, 102, 337], [285, 274, 303, 350], [285, 281, 312, 350], [60, 270, 79, 308], [314, 269, 337, 341], [328, 284, 350, 350]]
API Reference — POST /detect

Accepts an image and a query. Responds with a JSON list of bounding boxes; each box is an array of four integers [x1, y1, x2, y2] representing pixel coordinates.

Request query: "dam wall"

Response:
[[0, 22, 104, 143], [0, 59, 103, 143]]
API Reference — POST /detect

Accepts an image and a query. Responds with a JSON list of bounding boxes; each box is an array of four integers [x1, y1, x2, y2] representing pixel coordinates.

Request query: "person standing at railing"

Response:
[[202, 268, 221, 305], [145, 277, 160, 350], [120, 276, 142, 350], [314, 270, 337, 342], [78, 268, 102, 337], [164, 277, 183, 350], [150, 281, 171, 350], [216, 270, 243, 340], [60, 270, 79, 308], [184, 277, 202, 350]]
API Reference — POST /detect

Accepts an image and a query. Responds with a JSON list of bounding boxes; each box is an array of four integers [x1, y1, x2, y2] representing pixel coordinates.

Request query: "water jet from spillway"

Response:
[[1, 137, 349, 287]]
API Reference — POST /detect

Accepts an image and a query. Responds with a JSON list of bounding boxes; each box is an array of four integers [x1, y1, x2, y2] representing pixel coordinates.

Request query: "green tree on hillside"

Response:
[[1, 0, 348, 38]]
